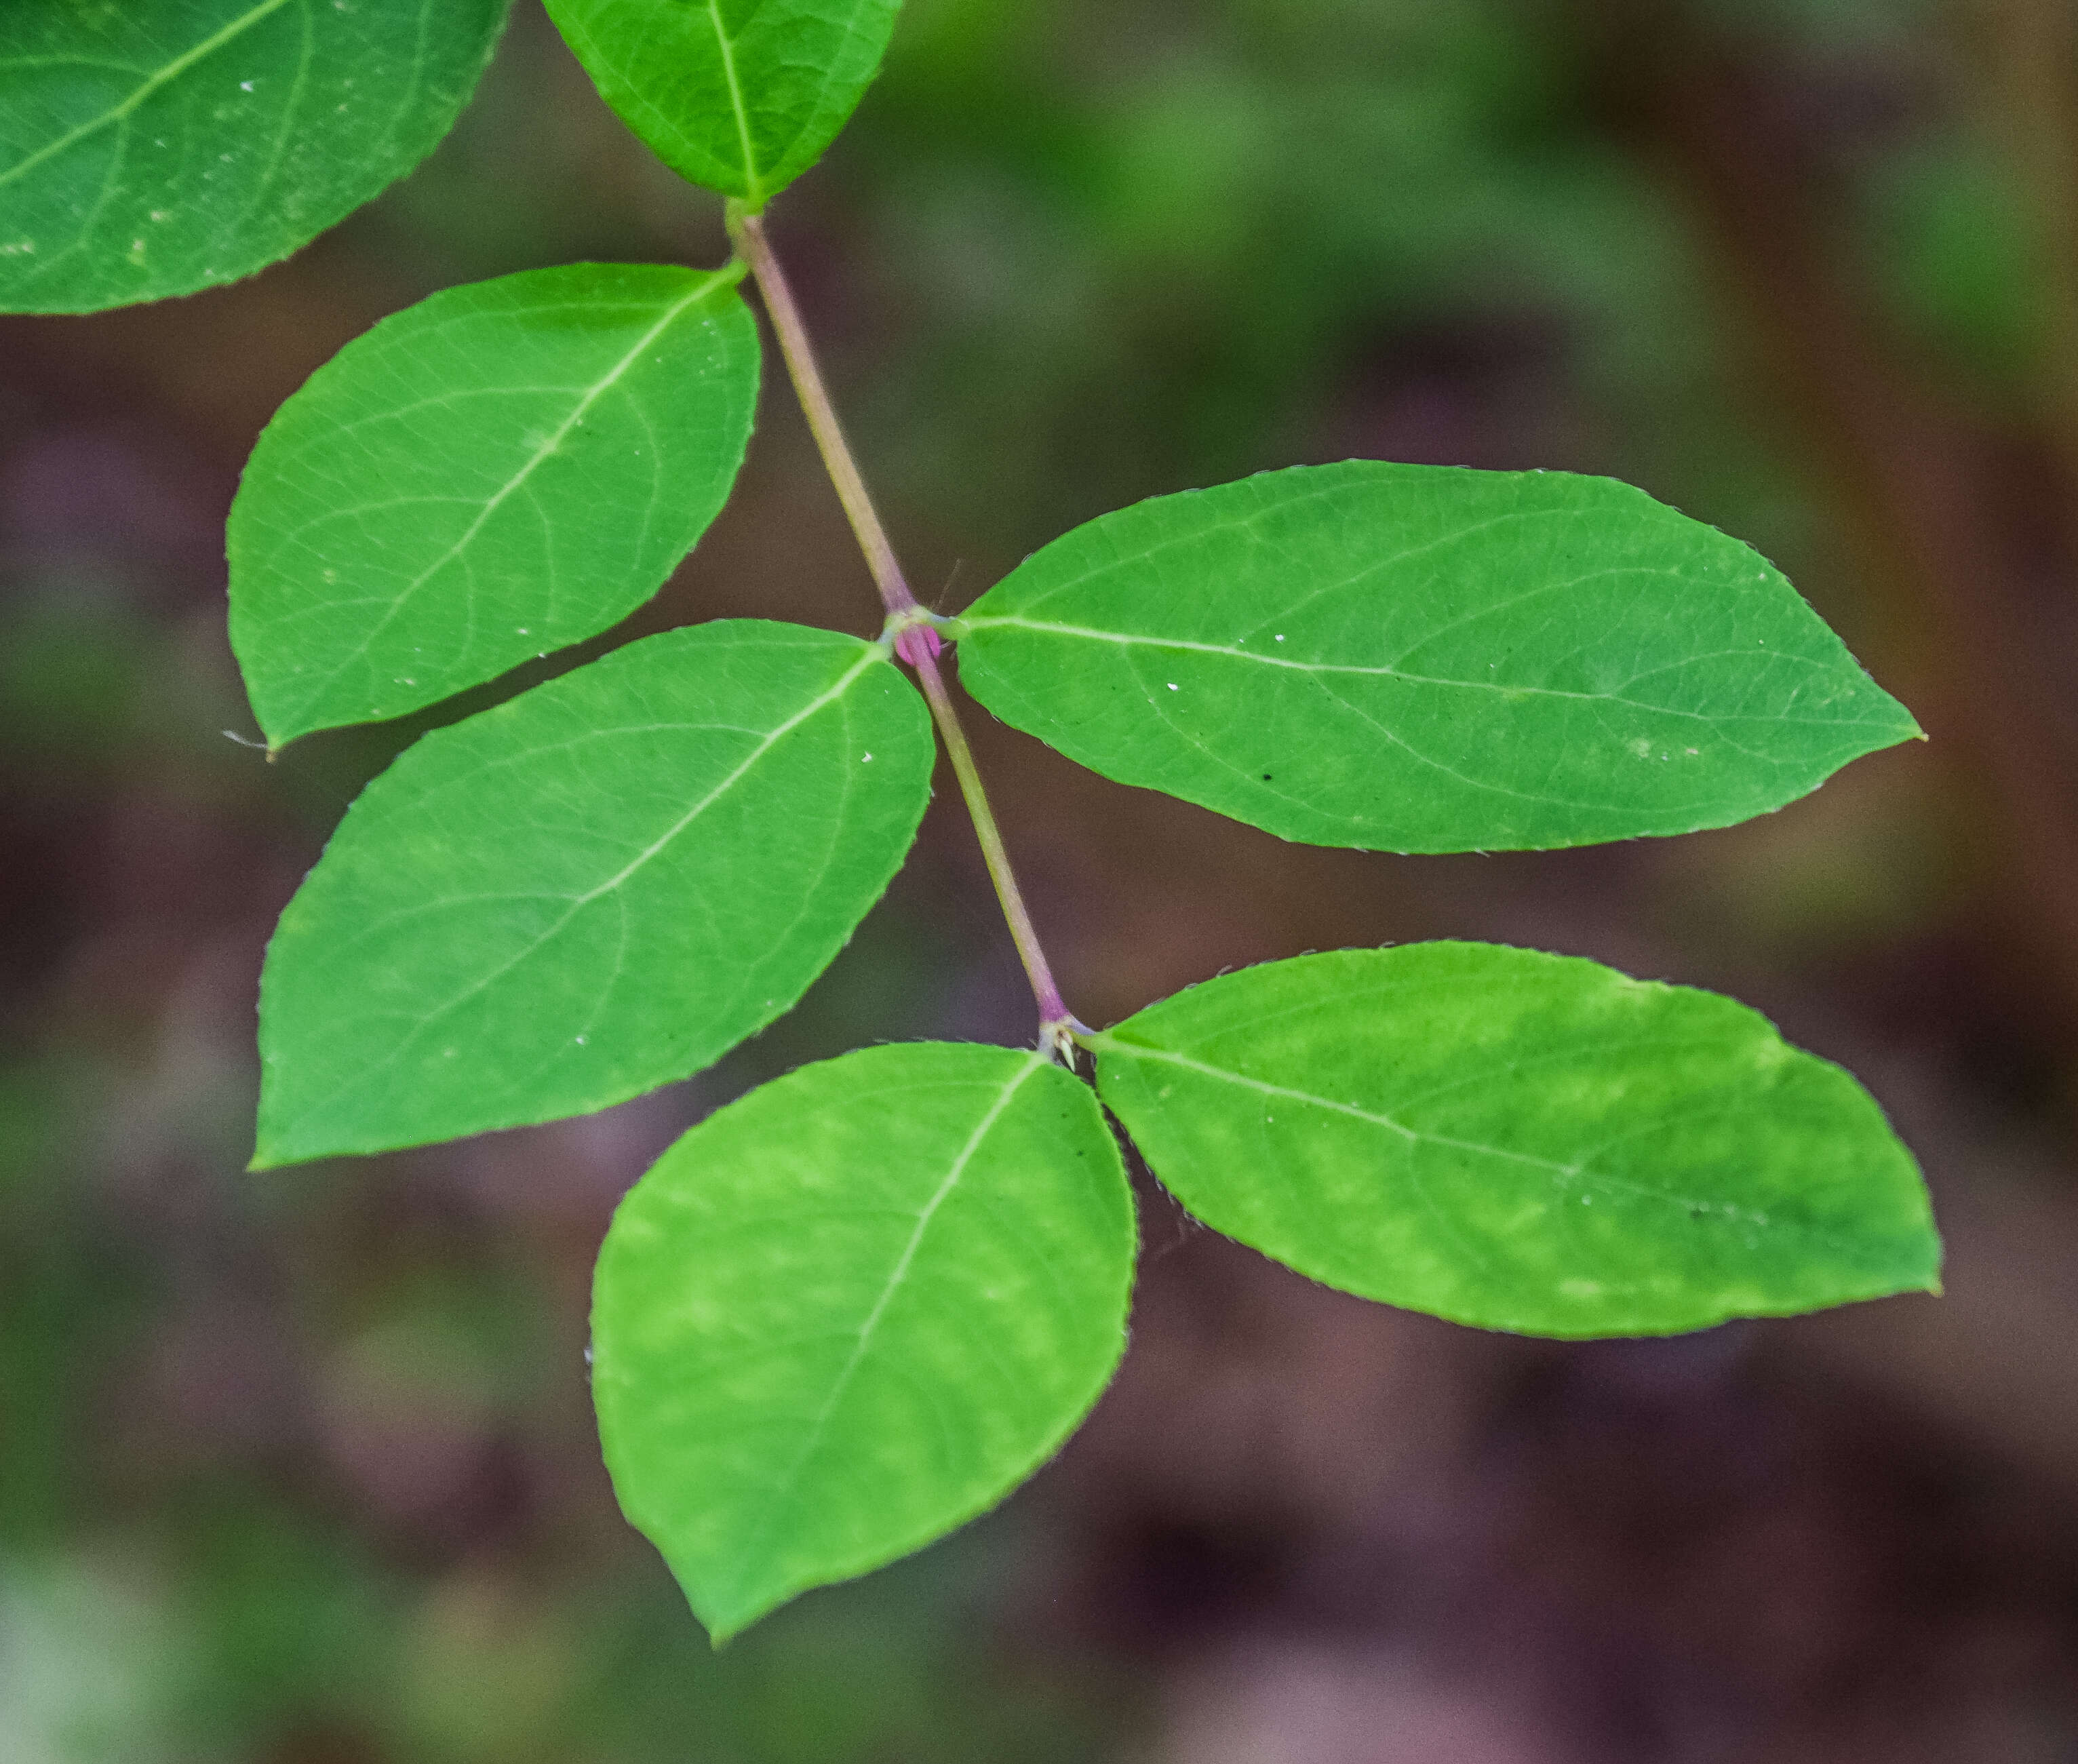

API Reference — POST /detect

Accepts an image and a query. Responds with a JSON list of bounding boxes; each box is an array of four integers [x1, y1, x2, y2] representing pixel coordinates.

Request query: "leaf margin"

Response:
[[590, 1038, 1139, 1643], [227, 258, 760, 747], [955, 460, 1925, 855], [1084, 940, 1942, 1338], [250, 619, 933, 1169]]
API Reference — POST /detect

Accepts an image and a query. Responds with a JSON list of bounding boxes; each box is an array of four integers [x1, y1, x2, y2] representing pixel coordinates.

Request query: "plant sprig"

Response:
[[2, 0, 1940, 1646]]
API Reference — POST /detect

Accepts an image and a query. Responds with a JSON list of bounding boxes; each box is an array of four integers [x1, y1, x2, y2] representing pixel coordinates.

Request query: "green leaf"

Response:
[[543, 0, 903, 207], [958, 463, 1921, 853], [229, 262, 760, 747], [1089, 943, 1939, 1337], [253, 621, 931, 1168], [593, 1041, 1135, 1642], [0, 0, 511, 313]]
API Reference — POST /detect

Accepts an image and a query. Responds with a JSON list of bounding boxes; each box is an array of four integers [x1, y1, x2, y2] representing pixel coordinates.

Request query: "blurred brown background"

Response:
[[7, 0, 2078, 1758]]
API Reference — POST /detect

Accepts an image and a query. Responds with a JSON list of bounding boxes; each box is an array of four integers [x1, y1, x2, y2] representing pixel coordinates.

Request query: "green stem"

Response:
[[905, 652, 1079, 1055], [730, 205, 1079, 1058]]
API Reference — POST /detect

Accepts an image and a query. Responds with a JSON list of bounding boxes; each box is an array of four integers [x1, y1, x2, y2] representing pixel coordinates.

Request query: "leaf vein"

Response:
[[0, 0, 302, 191]]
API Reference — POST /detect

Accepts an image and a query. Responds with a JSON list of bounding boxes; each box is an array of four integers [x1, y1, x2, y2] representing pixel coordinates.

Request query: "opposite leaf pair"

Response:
[[598, 945, 1936, 1641]]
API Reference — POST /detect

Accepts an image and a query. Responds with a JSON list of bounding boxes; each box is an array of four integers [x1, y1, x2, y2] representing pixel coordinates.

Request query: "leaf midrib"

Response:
[[714, 1051, 1050, 1618], [965, 614, 1892, 730], [1093, 1034, 1818, 1234], [0, 0, 304, 192], [702, 0, 762, 203]]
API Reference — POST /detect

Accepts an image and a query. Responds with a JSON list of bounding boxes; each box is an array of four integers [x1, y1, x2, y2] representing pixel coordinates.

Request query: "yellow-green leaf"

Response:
[[593, 1042, 1135, 1641], [1090, 943, 1940, 1337]]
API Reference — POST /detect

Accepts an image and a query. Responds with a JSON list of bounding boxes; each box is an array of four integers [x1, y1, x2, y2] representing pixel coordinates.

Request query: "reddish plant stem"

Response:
[[729, 206, 1078, 1055]]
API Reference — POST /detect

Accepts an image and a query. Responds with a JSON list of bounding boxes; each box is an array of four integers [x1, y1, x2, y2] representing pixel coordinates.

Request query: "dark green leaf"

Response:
[[254, 621, 932, 1167], [0, 0, 511, 313], [593, 1041, 1135, 1641], [229, 262, 760, 746], [544, 0, 902, 206], [1090, 943, 1939, 1337], [959, 463, 1920, 852]]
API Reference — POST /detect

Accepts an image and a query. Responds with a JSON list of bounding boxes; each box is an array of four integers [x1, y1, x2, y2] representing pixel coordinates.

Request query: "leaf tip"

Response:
[[686, 1572, 787, 1651], [1870, 686, 1924, 747], [249, 1098, 324, 1173], [1881, 1220, 1944, 1301], [246, 1114, 319, 1171], [251, 703, 309, 752], [1917, 1230, 1945, 1297]]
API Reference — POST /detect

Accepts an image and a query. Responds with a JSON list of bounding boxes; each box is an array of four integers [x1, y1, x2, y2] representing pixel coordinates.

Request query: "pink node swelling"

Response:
[[895, 623, 943, 667]]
